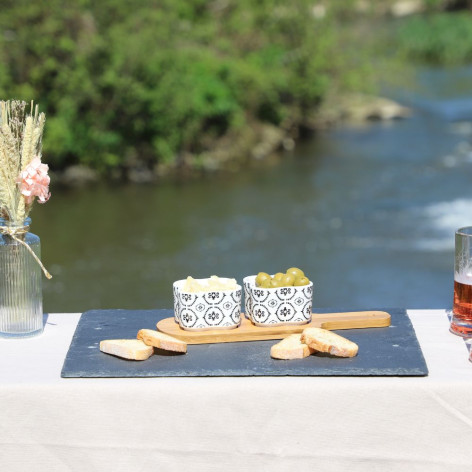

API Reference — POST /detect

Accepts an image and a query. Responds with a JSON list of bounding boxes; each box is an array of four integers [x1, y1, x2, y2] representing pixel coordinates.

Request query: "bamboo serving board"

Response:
[[156, 311, 391, 344]]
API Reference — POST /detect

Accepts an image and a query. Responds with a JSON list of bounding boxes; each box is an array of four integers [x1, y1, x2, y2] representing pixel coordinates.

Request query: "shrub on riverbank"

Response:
[[395, 12, 472, 64], [0, 0, 371, 177]]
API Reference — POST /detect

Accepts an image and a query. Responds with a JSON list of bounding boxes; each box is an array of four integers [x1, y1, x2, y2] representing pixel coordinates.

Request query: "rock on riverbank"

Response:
[[316, 94, 411, 127]]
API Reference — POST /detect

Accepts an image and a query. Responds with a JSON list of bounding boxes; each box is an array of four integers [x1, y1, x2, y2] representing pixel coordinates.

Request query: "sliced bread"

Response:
[[137, 329, 187, 353], [301, 328, 358, 358], [270, 334, 315, 360], [100, 339, 154, 360]]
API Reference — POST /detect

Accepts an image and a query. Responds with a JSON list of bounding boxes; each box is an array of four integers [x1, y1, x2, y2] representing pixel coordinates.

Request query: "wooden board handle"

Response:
[[315, 311, 391, 330]]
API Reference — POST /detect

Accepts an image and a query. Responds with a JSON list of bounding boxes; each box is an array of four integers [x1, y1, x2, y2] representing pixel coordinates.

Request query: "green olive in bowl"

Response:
[[255, 272, 271, 287], [260, 278, 272, 288], [281, 274, 295, 286], [294, 276, 310, 286], [286, 267, 305, 279], [270, 278, 284, 288]]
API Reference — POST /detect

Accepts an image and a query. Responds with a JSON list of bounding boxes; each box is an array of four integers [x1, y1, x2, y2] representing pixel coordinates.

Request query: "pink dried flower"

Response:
[[17, 157, 51, 205]]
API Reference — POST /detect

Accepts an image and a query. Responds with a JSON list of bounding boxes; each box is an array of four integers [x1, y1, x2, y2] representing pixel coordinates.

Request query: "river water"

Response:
[[35, 66, 472, 313]]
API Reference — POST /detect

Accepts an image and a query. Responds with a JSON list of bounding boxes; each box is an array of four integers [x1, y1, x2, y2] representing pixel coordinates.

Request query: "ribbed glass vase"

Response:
[[0, 217, 43, 338]]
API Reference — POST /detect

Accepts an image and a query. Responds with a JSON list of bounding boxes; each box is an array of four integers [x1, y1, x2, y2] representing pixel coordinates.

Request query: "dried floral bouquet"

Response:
[[0, 100, 51, 278], [0, 100, 50, 222]]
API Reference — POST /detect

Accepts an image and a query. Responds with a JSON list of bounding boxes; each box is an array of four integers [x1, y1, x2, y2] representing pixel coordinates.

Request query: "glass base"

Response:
[[450, 315, 472, 338], [0, 326, 44, 339]]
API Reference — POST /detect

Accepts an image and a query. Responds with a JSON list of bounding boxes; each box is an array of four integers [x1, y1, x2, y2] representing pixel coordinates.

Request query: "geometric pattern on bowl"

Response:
[[173, 279, 242, 331], [243, 279, 253, 321], [243, 275, 313, 326]]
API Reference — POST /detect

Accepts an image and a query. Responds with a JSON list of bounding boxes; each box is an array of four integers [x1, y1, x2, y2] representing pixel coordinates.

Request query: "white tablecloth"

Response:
[[1, 310, 471, 472]]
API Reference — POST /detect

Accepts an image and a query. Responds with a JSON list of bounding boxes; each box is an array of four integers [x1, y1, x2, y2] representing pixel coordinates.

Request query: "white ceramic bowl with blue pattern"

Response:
[[173, 278, 242, 331], [243, 275, 313, 326]]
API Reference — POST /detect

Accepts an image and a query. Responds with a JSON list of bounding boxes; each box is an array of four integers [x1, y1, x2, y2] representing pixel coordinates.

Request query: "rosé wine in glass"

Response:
[[451, 227, 472, 337]]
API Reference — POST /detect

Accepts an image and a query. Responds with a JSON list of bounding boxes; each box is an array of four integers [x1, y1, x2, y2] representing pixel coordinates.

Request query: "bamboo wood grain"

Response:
[[156, 311, 391, 344]]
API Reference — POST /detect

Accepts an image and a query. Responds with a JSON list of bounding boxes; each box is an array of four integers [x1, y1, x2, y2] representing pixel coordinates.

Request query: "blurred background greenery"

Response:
[[1, 0, 471, 179], [0, 0, 367, 178], [2, 0, 469, 179], [1, 0, 472, 312]]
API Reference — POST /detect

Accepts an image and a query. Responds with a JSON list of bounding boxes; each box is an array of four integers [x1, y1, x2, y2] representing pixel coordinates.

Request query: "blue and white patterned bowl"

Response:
[[243, 275, 313, 326], [173, 278, 242, 331]]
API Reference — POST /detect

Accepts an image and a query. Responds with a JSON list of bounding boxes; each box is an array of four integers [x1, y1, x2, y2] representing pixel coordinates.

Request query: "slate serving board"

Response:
[[61, 308, 428, 378]]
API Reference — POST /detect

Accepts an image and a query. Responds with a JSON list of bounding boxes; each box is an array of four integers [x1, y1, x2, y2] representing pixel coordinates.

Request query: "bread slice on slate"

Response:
[[301, 328, 358, 358], [100, 339, 154, 361], [270, 334, 315, 360], [137, 329, 187, 353]]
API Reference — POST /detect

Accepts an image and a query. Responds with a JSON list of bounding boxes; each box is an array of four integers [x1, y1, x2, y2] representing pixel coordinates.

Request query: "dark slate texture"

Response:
[[61, 308, 428, 378]]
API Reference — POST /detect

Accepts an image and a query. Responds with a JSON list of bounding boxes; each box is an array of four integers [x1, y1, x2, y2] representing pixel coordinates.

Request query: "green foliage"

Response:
[[0, 0, 370, 172], [395, 12, 472, 64]]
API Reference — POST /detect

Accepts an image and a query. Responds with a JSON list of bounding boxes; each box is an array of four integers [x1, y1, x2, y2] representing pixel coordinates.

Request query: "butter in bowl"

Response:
[[173, 276, 242, 331], [244, 268, 313, 326]]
